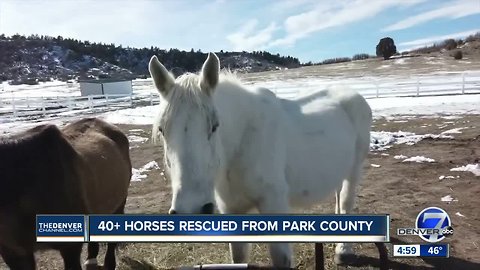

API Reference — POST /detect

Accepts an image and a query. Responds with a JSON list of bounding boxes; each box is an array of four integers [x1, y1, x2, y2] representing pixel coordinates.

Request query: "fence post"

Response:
[[105, 95, 110, 109], [416, 78, 420, 96], [462, 73, 465, 94], [130, 93, 133, 107], [88, 96, 93, 110], [376, 83, 379, 98], [41, 98, 46, 117], [12, 96, 16, 119]]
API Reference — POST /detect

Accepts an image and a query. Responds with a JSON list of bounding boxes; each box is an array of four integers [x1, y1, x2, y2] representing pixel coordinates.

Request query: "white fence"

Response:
[[0, 93, 158, 122], [264, 72, 480, 99], [1, 72, 479, 123]]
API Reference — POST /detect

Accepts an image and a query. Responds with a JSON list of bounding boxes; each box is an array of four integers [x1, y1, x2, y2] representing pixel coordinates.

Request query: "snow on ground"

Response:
[[450, 164, 480, 176], [0, 80, 80, 98], [2, 71, 480, 135], [100, 106, 159, 125], [370, 131, 453, 151], [441, 127, 466, 134], [101, 94, 480, 128], [439, 175, 459, 180], [441, 195, 458, 202], [402, 156, 436, 163], [127, 135, 148, 144], [367, 94, 480, 119], [131, 161, 160, 181], [394, 155, 408, 159]]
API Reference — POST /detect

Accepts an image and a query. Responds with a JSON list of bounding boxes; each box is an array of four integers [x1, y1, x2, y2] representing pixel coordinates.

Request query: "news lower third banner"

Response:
[[37, 214, 390, 243]]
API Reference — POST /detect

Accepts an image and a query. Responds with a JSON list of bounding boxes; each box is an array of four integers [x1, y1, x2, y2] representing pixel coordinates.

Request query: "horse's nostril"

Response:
[[168, 209, 177, 215], [201, 202, 215, 214]]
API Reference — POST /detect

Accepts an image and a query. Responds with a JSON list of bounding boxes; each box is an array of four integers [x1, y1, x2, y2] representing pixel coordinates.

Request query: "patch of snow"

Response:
[[128, 135, 148, 144], [439, 175, 456, 180], [368, 94, 480, 119], [441, 127, 465, 134], [402, 156, 436, 163], [441, 195, 457, 202], [450, 164, 480, 176], [394, 155, 408, 159], [394, 58, 406, 65], [442, 116, 462, 120], [380, 153, 390, 156], [100, 105, 159, 125], [371, 164, 381, 168], [131, 161, 160, 181], [129, 129, 144, 133], [455, 212, 465, 218], [370, 131, 453, 151]]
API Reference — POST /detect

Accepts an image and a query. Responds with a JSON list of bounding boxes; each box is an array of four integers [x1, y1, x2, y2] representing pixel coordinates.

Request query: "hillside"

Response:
[[0, 34, 301, 85], [240, 39, 480, 83], [1, 33, 479, 86]]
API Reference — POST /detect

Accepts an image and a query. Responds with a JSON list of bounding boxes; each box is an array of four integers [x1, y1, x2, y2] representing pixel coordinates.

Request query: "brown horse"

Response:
[[0, 118, 132, 270]]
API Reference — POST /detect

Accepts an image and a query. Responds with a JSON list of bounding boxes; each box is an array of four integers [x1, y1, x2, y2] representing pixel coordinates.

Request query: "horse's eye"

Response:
[[212, 123, 219, 133], [159, 127, 164, 135]]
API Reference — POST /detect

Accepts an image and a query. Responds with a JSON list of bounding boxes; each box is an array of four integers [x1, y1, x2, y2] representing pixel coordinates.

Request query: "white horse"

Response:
[[149, 53, 372, 267]]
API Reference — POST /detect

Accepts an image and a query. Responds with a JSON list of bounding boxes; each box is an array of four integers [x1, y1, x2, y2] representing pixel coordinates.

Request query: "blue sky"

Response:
[[0, 0, 479, 63]]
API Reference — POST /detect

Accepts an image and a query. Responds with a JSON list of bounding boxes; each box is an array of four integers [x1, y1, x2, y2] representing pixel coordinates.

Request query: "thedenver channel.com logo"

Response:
[[397, 207, 454, 243]]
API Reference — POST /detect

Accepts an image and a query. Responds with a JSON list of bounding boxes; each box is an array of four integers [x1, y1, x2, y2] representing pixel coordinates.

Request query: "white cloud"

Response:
[[398, 29, 480, 50], [226, 0, 426, 51], [267, 0, 426, 48], [0, 0, 233, 53], [383, 0, 480, 32], [227, 19, 279, 51]]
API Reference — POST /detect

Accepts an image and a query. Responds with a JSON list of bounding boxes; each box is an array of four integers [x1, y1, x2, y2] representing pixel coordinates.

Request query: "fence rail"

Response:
[[1, 72, 479, 124]]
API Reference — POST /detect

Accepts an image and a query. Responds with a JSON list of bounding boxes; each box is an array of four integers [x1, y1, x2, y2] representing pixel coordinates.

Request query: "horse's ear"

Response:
[[149, 55, 175, 96], [199, 52, 220, 96]]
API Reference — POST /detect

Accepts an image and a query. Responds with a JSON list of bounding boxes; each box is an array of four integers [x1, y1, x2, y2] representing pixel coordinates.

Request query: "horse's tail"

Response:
[[328, 85, 372, 160]]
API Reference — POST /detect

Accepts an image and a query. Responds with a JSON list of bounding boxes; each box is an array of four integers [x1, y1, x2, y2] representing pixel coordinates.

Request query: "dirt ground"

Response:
[[1, 114, 479, 270]]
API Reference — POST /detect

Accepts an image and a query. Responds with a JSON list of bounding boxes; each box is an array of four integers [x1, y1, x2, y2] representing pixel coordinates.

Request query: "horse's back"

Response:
[[280, 86, 371, 205], [61, 118, 132, 213], [323, 85, 372, 157]]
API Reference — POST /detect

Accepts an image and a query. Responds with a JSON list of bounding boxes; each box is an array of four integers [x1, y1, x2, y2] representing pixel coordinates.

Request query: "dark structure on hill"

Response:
[[376, 37, 397, 60]]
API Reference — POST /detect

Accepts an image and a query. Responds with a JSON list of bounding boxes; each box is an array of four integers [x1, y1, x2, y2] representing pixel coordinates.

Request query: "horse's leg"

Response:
[[103, 199, 127, 270], [334, 164, 363, 265], [59, 243, 83, 270], [217, 202, 252, 263], [104, 243, 118, 270], [229, 241, 251, 263], [257, 190, 292, 268], [84, 243, 99, 270], [0, 245, 36, 270], [335, 190, 341, 214]]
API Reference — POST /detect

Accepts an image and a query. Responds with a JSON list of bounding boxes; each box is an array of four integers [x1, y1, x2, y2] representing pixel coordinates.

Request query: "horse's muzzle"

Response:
[[168, 202, 214, 214], [201, 202, 215, 214]]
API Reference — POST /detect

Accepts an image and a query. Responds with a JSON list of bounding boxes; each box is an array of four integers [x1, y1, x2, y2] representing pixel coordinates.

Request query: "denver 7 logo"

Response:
[[416, 207, 452, 243]]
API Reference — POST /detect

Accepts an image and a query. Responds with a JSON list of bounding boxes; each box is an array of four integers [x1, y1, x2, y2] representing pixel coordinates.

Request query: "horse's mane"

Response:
[[171, 69, 242, 103]]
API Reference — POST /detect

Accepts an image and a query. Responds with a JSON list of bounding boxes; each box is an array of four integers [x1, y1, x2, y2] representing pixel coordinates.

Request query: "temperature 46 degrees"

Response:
[[419, 244, 449, 258], [428, 246, 443, 255]]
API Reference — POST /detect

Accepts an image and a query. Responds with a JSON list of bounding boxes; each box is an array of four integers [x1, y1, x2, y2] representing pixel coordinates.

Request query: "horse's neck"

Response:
[[214, 82, 255, 164]]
